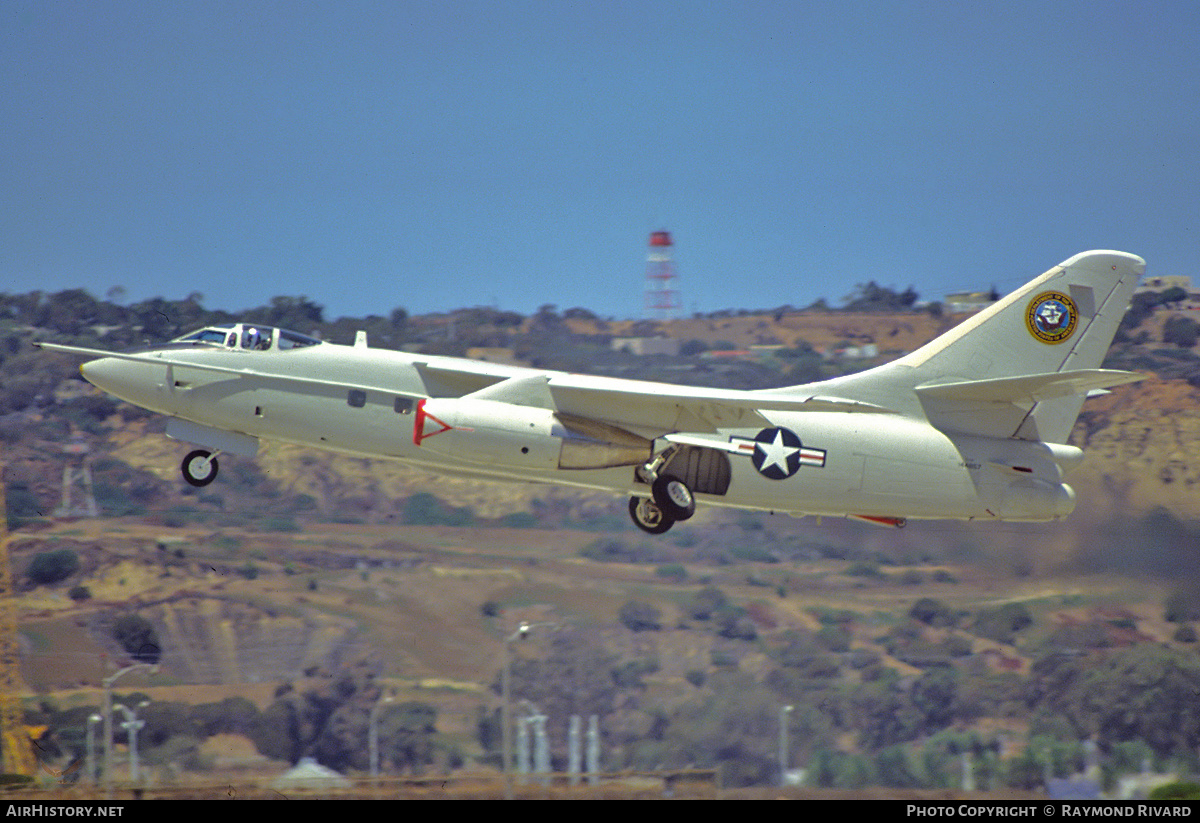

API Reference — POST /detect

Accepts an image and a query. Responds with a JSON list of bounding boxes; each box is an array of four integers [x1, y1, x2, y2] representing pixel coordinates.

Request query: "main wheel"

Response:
[[182, 450, 219, 487], [629, 496, 674, 534], [652, 475, 695, 521]]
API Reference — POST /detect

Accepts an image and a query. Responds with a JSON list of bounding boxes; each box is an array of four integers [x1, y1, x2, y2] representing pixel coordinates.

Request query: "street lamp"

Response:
[[102, 662, 156, 788], [778, 705, 794, 788], [115, 700, 150, 783], [85, 714, 102, 785], [501, 621, 554, 800], [369, 695, 394, 779]]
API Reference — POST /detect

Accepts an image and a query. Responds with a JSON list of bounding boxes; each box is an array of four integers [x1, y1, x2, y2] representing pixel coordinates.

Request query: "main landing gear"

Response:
[[628, 447, 696, 534], [181, 449, 220, 487], [629, 476, 695, 534]]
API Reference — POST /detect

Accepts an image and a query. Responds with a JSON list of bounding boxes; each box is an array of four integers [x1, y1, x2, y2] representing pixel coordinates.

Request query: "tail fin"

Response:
[[818, 250, 1145, 442]]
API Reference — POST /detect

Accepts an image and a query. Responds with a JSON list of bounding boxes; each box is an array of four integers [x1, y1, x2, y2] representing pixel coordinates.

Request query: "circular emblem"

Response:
[[1025, 291, 1078, 344], [751, 427, 803, 480]]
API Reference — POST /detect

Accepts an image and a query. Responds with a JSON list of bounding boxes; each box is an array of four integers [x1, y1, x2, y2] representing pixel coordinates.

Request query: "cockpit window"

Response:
[[172, 324, 320, 351], [277, 329, 322, 349], [176, 327, 235, 346]]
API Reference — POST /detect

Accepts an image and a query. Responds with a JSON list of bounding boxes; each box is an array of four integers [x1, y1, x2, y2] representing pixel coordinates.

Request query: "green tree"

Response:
[[1163, 315, 1199, 348], [842, 281, 919, 311], [910, 668, 959, 733], [846, 674, 923, 748], [4, 482, 45, 530], [909, 597, 956, 627], [972, 603, 1033, 643], [191, 697, 261, 738], [1149, 781, 1200, 800], [251, 659, 384, 769], [875, 745, 923, 788], [381, 701, 439, 774], [1029, 646, 1200, 757], [811, 748, 876, 789]]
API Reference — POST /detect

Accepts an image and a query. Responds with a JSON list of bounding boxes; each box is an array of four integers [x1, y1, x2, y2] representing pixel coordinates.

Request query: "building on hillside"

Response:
[[1138, 274, 1192, 293], [466, 347, 523, 366], [611, 337, 681, 356], [1136, 274, 1200, 310], [944, 291, 998, 314]]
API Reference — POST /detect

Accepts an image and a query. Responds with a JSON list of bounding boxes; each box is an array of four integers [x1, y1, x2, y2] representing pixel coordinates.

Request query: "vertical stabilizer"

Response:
[[810, 251, 1145, 442], [896, 250, 1143, 379]]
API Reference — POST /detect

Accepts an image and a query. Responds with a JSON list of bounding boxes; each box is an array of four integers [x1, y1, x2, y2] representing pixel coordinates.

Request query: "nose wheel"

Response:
[[182, 449, 220, 487]]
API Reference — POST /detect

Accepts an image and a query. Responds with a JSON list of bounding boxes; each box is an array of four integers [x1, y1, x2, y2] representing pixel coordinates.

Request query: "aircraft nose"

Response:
[[80, 357, 132, 396]]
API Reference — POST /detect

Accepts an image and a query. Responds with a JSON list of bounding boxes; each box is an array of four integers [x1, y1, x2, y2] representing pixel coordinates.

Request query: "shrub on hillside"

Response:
[[112, 614, 161, 664], [26, 549, 79, 586]]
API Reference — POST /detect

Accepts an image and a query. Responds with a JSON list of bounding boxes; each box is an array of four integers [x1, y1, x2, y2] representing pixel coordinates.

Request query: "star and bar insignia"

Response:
[[730, 427, 826, 480]]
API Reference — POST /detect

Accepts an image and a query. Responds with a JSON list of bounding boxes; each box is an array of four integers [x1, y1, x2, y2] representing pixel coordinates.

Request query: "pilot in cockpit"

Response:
[[242, 327, 272, 350]]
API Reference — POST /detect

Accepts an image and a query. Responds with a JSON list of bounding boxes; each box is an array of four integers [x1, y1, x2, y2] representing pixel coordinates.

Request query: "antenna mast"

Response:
[[644, 230, 680, 320]]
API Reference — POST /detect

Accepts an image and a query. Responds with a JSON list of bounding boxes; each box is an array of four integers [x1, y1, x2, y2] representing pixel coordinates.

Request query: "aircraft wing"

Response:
[[460, 372, 894, 435]]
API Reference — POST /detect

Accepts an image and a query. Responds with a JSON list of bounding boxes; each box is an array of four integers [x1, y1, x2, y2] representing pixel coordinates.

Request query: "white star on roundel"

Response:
[[752, 427, 802, 480]]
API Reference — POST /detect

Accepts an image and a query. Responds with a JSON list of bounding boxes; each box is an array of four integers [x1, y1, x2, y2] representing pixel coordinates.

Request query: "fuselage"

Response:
[[77, 322, 1077, 523]]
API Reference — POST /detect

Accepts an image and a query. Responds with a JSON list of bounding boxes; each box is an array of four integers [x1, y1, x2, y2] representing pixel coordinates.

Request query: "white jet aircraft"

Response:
[[38, 250, 1145, 534]]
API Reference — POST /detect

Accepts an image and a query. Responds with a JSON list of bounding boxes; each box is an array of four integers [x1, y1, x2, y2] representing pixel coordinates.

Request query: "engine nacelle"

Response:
[[997, 478, 1076, 520], [413, 398, 651, 471]]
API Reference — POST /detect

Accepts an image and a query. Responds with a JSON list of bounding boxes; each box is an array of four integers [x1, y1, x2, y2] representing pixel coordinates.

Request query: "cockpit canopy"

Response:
[[171, 323, 322, 352]]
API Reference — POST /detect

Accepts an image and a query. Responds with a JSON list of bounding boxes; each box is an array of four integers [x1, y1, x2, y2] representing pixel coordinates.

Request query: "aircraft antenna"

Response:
[[644, 230, 680, 320]]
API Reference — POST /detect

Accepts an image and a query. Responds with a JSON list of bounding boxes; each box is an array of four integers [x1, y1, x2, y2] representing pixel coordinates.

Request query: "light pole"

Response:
[[501, 622, 527, 800], [369, 695, 394, 779], [501, 621, 554, 800], [85, 714, 102, 785], [102, 662, 156, 788], [778, 704, 793, 788], [115, 700, 149, 783]]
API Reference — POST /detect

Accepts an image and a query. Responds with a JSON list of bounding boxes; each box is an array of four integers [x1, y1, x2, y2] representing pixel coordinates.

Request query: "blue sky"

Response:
[[4, 1, 1199, 321]]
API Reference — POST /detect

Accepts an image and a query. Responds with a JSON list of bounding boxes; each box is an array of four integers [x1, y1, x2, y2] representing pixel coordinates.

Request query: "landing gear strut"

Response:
[[182, 449, 220, 487], [628, 445, 697, 534]]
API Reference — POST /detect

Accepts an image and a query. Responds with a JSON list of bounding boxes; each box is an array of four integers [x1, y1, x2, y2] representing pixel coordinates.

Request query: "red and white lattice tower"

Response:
[[644, 230, 680, 319]]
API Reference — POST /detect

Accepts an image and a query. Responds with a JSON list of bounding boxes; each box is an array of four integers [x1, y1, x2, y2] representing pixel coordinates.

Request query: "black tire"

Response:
[[652, 475, 695, 521], [629, 496, 674, 534], [182, 450, 219, 487]]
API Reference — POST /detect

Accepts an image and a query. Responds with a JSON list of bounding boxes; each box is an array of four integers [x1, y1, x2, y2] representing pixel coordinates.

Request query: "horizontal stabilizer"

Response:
[[914, 369, 1143, 405]]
